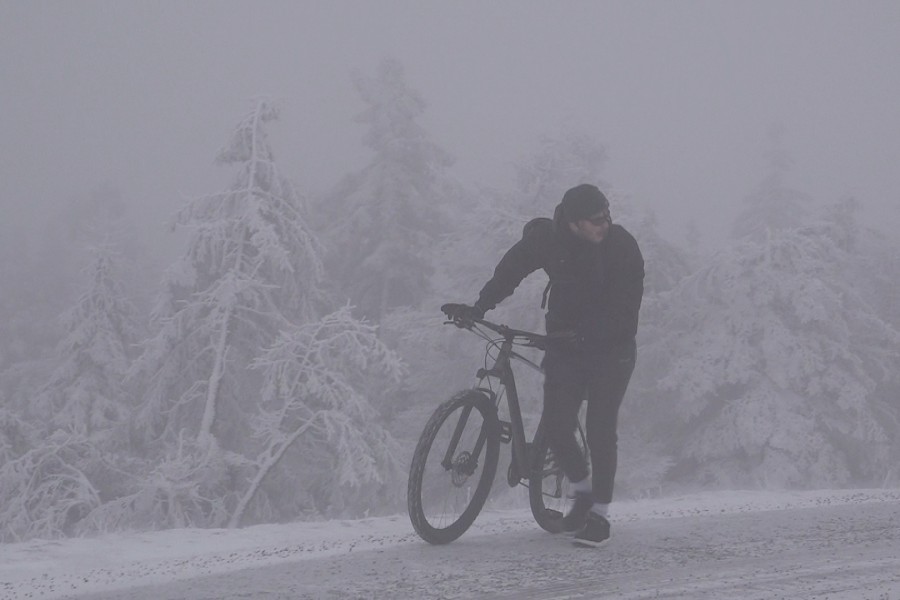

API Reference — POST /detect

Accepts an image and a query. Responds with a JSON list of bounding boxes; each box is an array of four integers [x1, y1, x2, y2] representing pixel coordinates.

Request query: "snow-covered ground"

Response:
[[2, 488, 900, 600]]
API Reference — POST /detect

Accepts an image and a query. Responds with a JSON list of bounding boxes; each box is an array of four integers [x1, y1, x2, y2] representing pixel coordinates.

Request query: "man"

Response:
[[445, 183, 644, 547]]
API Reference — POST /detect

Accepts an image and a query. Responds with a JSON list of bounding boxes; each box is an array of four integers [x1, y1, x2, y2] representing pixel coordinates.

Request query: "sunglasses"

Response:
[[585, 210, 611, 226]]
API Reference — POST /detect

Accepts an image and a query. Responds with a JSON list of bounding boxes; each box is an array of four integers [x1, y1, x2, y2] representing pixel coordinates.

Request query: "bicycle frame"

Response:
[[459, 320, 546, 485]]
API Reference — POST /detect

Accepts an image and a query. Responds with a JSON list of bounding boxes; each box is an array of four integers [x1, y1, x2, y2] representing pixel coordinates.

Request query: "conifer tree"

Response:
[[321, 58, 454, 321], [732, 124, 811, 241], [127, 99, 323, 527], [0, 244, 138, 540], [651, 208, 900, 488], [120, 99, 405, 529], [136, 99, 322, 454], [32, 245, 138, 439]]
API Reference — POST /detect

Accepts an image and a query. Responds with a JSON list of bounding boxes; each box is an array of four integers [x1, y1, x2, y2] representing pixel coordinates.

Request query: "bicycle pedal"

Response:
[[499, 421, 512, 444]]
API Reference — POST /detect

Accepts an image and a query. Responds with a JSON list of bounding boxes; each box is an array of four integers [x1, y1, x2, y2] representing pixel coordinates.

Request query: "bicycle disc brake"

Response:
[[451, 452, 476, 486]]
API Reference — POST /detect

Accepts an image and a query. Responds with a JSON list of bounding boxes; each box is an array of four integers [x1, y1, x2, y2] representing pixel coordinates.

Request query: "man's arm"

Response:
[[595, 228, 644, 346], [474, 225, 548, 312]]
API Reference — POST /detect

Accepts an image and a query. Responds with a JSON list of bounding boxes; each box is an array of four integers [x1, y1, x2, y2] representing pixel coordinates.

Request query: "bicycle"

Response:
[[407, 306, 589, 545]]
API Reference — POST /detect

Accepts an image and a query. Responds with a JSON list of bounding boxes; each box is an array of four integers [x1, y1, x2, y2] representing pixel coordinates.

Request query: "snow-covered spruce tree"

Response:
[[650, 206, 900, 489], [848, 199, 900, 333], [11, 186, 143, 370], [732, 124, 811, 241], [824, 198, 900, 485], [230, 305, 405, 525], [0, 245, 140, 541], [129, 99, 323, 528], [32, 245, 139, 440], [320, 58, 454, 322]]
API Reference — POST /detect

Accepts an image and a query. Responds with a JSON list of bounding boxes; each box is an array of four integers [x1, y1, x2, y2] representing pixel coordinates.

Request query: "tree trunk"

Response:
[[228, 412, 321, 528]]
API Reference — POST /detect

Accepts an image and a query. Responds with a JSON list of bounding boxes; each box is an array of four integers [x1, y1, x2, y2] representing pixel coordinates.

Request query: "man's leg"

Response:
[[585, 340, 637, 507], [542, 351, 593, 531], [573, 341, 636, 548], [541, 351, 589, 484]]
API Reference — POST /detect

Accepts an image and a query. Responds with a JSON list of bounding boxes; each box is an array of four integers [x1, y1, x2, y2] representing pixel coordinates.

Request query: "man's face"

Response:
[[568, 209, 611, 244]]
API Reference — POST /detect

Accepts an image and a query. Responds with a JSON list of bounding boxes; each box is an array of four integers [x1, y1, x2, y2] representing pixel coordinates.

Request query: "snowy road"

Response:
[[67, 497, 900, 600]]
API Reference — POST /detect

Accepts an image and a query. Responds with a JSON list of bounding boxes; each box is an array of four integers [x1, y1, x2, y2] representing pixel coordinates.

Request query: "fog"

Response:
[[3, 1, 899, 254], [4, 1, 900, 549]]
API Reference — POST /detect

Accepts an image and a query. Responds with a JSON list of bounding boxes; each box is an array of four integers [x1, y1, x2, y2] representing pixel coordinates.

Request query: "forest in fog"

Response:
[[1, 59, 898, 543]]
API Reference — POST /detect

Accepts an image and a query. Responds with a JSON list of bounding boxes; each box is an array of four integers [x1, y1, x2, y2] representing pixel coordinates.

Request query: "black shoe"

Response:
[[573, 513, 611, 548], [561, 492, 593, 533]]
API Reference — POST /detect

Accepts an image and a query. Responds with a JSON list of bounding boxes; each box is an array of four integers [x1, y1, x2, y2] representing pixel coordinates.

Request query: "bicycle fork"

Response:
[[440, 402, 490, 478]]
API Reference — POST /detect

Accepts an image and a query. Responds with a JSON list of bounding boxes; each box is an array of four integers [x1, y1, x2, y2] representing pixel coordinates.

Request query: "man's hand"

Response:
[[441, 303, 486, 326]]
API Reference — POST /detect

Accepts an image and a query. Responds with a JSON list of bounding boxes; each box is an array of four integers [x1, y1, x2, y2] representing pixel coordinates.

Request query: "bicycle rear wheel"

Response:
[[407, 390, 500, 544], [528, 422, 589, 533]]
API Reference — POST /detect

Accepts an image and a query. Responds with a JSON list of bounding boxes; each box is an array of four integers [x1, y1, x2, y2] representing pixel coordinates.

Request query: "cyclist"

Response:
[[445, 183, 644, 547]]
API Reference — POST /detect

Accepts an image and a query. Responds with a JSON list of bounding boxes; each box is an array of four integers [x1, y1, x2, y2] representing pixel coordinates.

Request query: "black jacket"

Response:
[[475, 206, 644, 352]]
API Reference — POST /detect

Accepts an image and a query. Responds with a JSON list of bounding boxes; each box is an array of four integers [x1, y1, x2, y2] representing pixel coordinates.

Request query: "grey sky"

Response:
[[2, 1, 899, 252]]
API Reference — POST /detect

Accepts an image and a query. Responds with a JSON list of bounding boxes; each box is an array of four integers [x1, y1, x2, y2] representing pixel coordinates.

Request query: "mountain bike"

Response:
[[407, 307, 589, 545]]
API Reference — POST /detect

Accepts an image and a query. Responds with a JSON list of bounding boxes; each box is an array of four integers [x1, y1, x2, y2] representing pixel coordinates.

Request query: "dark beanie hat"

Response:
[[560, 184, 609, 222]]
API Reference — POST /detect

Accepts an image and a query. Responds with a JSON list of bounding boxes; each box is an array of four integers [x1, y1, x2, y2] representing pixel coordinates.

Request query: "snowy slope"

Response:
[[2, 488, 899, 600]]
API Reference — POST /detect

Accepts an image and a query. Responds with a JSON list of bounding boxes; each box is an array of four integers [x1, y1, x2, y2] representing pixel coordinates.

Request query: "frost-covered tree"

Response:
[[231, 305, 405, 525], [0, 244, 139, 541], [846, 198, 900, 333], [732, 124, 811, 241], [128, 99, 323, 527], [31, 245, 138, 440], [0, 433, 104, 541], [136, 99, 322, 453], [650, 209, 900, 488], [321, 58, 455, 321], [116, 100, 406, 531]]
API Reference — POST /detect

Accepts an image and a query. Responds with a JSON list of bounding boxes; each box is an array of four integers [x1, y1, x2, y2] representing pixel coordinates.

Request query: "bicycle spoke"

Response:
[[418, 403, 490, 529]]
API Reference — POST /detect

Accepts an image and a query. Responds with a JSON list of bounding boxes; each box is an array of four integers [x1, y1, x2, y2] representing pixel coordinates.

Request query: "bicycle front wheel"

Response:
[[407, 390, 500, 544]]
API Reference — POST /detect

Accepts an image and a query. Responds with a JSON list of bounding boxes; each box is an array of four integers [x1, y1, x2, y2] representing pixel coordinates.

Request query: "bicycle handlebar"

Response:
[[443, 313, 575, 352], [445, 316, 541, 342]]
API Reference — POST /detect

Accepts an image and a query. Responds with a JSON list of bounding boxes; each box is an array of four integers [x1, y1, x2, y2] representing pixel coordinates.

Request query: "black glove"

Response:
[[441, 303, 486, 325]]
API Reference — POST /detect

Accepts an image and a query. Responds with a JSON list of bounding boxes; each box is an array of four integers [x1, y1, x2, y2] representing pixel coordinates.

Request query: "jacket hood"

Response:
[[552, 202, 569, 234]]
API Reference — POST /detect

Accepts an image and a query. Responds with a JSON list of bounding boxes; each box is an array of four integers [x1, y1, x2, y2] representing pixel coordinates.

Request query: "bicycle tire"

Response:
[[407, 390, 500, 544], [528, 423, 589, 533]]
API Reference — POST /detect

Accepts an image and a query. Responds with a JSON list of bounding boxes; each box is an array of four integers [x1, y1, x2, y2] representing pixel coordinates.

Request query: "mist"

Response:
[[2, 0, 900, 545], [3, 1, 899, 254]]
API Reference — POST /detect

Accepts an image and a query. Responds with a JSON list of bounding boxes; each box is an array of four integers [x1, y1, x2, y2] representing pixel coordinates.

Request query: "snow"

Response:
[[2, 488, 899, 599]]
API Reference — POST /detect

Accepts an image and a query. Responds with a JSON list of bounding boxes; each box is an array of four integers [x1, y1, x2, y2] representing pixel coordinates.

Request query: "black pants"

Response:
[[541, 339, 636, 504]]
